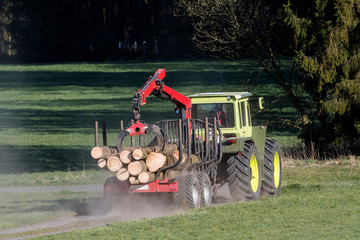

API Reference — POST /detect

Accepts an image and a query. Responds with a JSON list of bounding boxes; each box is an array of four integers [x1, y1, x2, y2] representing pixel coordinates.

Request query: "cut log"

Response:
[[91, 146, 118, 159], [127, 160, 147, 176], [119, 150, 133, 164], [146, 152, 167, 172], [166, 170, 180, 181], [129, 176, 140, 184], [138, 171, 165, 183], [97, 158, 106, 168], [172, 150, 188, 164], [132, 148, 148, 160], [165, 154, 176, 166], [162, 144, 179, 155], [107, 156, 123, 172], [116, 168, 130, 181], [190, 154, 201, 164], [138, 172, 155, 183]]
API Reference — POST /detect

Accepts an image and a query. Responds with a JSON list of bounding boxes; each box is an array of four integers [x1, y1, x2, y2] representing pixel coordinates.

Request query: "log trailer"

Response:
[[91, 69, 282, 209]]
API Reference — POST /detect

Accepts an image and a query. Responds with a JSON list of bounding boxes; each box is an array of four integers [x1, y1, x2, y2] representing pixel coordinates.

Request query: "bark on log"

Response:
[[166, 170, 180, 181], [116, 168, 130, 181], [146, 152, 167, 172], [119, 150, 133, 164], [162, 144, 179, 155], [132, 144, 179, 160], [97, 158, 106, 168], [107, 156, 123, 172], [91, 146, 118, 159], [128, 160, 147, 176]]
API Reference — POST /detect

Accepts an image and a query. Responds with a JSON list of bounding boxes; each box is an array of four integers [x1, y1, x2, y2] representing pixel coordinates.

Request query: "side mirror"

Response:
[[258, 97, 264, 110]]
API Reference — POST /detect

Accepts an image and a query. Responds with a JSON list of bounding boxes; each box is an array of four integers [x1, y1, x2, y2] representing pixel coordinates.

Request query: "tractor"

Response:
[[91, 69, 282, 209]]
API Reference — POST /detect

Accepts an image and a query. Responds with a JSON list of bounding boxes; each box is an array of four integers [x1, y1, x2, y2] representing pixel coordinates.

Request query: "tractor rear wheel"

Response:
[[197, 172, 212, 207], [227, 142, 261, 201], [262, 139, 282, 196], [173, 173, 201, 209]]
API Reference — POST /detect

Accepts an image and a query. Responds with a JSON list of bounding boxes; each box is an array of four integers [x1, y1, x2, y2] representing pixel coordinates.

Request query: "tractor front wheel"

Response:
[[227, 142, 261, 201]]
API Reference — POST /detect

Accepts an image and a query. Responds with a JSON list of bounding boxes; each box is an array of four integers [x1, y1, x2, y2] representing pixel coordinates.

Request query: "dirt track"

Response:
[[0, 184, 232, 239]]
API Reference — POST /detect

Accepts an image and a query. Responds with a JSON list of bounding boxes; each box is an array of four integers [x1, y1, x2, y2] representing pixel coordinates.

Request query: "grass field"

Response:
[[29, 159, 359, 240], [0, 60, 297, 175], [0, 61, 359, 239]]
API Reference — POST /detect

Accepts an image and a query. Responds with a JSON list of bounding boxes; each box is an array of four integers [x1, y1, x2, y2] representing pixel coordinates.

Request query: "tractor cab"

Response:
[[189, 92, 266, 156]]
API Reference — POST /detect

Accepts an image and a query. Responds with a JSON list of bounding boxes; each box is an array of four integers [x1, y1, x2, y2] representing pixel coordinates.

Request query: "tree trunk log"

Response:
[[129, 176, 140, 184], [119, 150, 133, 164], [162, 144, 179, 155], [138, 171, 155, 183], [146, 152, 167, 172], [107, 156, 123, 172], [132, 144, 179, 160], [91, 146, 118, 159], [97, 158, 106, 168], [116, 168, 130, 181], [172, 150, 188, 164], [127, 160, 147, 176], [166, 170, 180, 180], [132, 148, 148, 160], [138, 171, 164, 183]]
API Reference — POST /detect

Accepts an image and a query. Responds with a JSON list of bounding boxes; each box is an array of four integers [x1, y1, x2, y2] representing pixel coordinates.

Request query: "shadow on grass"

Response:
[[0, 145, 97, 174]]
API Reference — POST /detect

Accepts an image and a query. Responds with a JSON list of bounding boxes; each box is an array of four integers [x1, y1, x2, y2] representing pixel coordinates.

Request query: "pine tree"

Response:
[[284, 0, 360, 152]]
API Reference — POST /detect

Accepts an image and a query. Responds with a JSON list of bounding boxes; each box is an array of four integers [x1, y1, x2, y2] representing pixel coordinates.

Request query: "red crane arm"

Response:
[[132, 69, 191, 121]]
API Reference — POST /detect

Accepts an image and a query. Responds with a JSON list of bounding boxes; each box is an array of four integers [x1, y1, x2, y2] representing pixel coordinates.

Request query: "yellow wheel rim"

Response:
[[274, 151, 280, 188], [250, 155, 259, 192]]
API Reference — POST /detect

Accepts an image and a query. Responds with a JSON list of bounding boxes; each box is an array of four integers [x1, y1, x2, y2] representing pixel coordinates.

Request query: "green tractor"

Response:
[[190, 92, 282, 201], [95, 70, 282, 208]]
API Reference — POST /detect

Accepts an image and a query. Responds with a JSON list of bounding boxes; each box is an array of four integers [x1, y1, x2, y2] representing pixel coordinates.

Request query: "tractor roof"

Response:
[[188, 92, 252, 100]]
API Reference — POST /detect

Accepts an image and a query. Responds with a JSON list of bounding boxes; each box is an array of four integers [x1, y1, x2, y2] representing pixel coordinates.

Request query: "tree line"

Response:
[[1, 0, 359, 156], [0, 0, 191, 62], [176, 0, 360, 156]]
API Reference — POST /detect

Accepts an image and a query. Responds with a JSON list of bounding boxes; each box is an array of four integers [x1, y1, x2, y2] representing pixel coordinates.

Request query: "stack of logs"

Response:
[[91, 144, 200, 184]]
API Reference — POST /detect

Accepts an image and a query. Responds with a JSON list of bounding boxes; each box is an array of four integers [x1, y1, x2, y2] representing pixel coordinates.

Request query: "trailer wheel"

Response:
[[197, 172, 212, 207], [173, 173, 201, 209], [262, 139, 282, 196], [227, 142, 261, 201]]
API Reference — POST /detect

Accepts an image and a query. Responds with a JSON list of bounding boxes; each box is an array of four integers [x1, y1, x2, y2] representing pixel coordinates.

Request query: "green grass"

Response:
[[0, 60, 296, 174], [32, 163, 359, 240]]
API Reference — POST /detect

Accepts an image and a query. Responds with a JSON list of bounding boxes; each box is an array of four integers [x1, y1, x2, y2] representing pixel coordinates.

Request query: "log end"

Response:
[[107, 156, 122, 172], [120, 150, 133, 164], [91, 146, 103, 159], [116, 168, 130, 181], [97, 159, 107, 168], [132, 148, 144, 160]]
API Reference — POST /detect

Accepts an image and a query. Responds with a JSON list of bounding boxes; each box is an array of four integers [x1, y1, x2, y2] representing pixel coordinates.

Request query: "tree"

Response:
[[284, 0, 360, 153], [175, 0, 360, 155]]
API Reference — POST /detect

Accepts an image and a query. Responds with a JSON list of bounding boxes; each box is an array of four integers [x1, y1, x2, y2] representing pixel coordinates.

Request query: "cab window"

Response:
[[192, 103, 234, 128]]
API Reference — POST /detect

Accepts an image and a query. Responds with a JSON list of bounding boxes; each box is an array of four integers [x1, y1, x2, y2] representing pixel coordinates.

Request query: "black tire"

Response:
[[173, 173, 201, 209], [262, 139, 282, 196], [227, 142, 261, 201], [197, 172, 212, 207]]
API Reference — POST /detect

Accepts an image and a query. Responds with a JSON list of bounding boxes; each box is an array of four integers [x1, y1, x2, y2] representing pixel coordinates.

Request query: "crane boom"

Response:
[[132, 69, 192, 121]]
